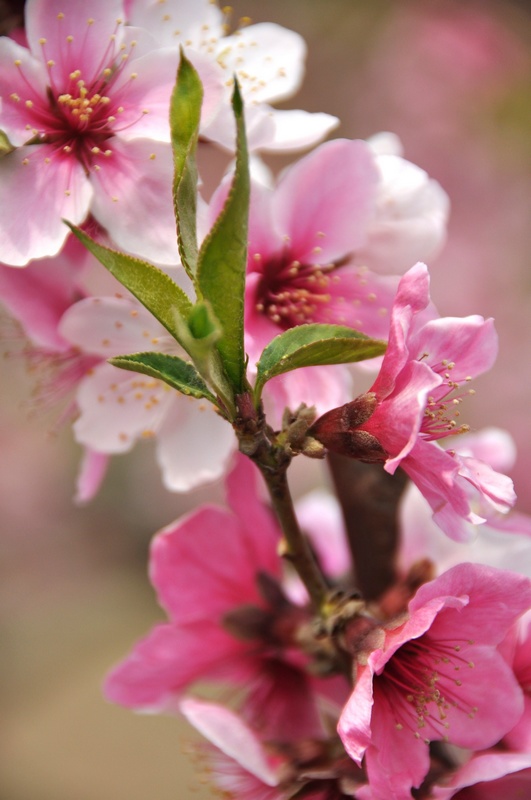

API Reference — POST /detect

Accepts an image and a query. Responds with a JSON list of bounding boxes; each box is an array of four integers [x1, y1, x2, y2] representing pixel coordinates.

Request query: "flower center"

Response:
[[380, 635, 478, 743], [11, 21, 145, 169], [254, 253, 333, 328], [57, 77, 112, 130], [419, 358, 474, 441]]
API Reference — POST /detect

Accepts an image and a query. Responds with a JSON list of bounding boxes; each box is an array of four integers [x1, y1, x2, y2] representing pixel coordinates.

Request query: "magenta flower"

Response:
[[499, 610, 531, 754], [338, 563, 531, 800], [311, 262, 515, 541], [104, 455, 342, 738], [180, 697, 367, 800], [430, 752, 531, 800], [399, 428, 531, 577], [0, 0, 200, 265]]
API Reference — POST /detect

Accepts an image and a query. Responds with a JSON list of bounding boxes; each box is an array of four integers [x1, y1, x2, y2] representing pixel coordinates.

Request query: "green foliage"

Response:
[[170, 52, 202, 279], [254, 324, 387, 401], [196, 81, 249, 395], [108, 352, 217, 404], [66, 226, 192, 346]]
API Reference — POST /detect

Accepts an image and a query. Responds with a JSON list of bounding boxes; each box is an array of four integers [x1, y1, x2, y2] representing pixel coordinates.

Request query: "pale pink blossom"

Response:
[[357, 133, 450, 273], [58, 292, 234, 493], [125, 0, 339, 153], [338, 563, 531, 800], [105, 455, 346, 737], [0, 0, 219, 265], [311, 263, 515, 541]]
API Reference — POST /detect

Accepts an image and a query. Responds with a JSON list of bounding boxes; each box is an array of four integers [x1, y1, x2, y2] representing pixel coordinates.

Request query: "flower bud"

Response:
[[309, 393, 387, 462]]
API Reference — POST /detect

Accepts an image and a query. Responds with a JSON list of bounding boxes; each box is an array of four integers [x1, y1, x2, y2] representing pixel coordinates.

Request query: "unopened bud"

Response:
[[309, 393, 387, 462]]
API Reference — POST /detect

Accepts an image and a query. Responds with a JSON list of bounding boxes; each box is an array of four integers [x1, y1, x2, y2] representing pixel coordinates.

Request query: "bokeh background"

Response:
[[2, 1, 531, 797]]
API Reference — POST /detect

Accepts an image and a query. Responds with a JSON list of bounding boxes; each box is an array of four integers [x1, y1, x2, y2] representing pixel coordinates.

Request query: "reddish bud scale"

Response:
[[309, 393, 387, 462]]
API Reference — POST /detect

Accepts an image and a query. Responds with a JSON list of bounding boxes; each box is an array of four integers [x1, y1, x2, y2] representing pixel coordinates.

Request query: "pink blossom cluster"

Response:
[[105, 455, 531, 799], [1, 3, 530, 799]]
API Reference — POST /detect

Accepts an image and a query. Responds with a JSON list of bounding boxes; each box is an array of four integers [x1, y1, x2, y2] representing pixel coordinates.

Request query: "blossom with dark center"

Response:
[[207, 137, 400, 417], [105, 454, 349, 733], [181, 697, 368, 800], [0, 0, 220, 265], [338, 562, 531, 800]]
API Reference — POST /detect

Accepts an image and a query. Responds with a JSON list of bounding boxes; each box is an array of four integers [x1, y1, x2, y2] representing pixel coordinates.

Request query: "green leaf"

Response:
[[0, 130, 14, 157], [108, 351, 217, 404], [197, 80, 249, 394], [254, 324, 387, 400], [67, 226, 193, 345], [170, 51, 202, 279], [173, 301, 235, 417]]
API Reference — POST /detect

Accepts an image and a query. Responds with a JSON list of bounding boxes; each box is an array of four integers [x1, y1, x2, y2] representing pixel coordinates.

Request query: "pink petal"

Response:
[[274, 139, 378, 264], [313, 266, 399, 339], [89, 138, 179, 264], [73, 362, 174, 452], [365, 687, 431, 799], [127, 0, 223, 49], [431, 752, 531, 800], [338, 665, 376, 765], [217, 23, 306, 105], [74, 447, 109, 503], [155, 399, 235, 492], [225, 454, 282, 579], [180, 698, 280, 787], [0, 145, 93, 266], [26, 0, 124, 83], [370, 262, 431, 399], [0, 244, 84, 351], [356, 153, 449, 274], [409, 315, 498, 381], [109, 47, 179, 142], [0, 36, 49, 145], [411, 563, 531, 646], [149, 506, 273, 622], [59, 295, 168, 356], [254, 108, 339, 153], [104, 621, 248, 711], [370, 360, 442, 470]]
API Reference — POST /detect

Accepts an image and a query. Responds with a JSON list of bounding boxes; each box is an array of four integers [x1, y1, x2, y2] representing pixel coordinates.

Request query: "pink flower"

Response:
[[0, 0, 202, 265], [338, 563, 531, 800], [357, 132, 450, 274], [58, 291, 235, 494], [180, 698, 285, 800], [430, 752, 531, 800], [0, 241, 107, 498], [499, 610, 531, 754], [104, 455, 342, 737], [180, 697, 367, 800], [208, 137, 400, 416], [311, 263, 515, 541], [126, 0, 339, 153], [399, 428, 531, 577]]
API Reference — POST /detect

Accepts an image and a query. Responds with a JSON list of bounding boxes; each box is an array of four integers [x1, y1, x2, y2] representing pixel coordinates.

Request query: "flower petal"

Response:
[[0, 145, 93, 266], [89, 138, 178, 264], [274, 139, 378, 264]]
